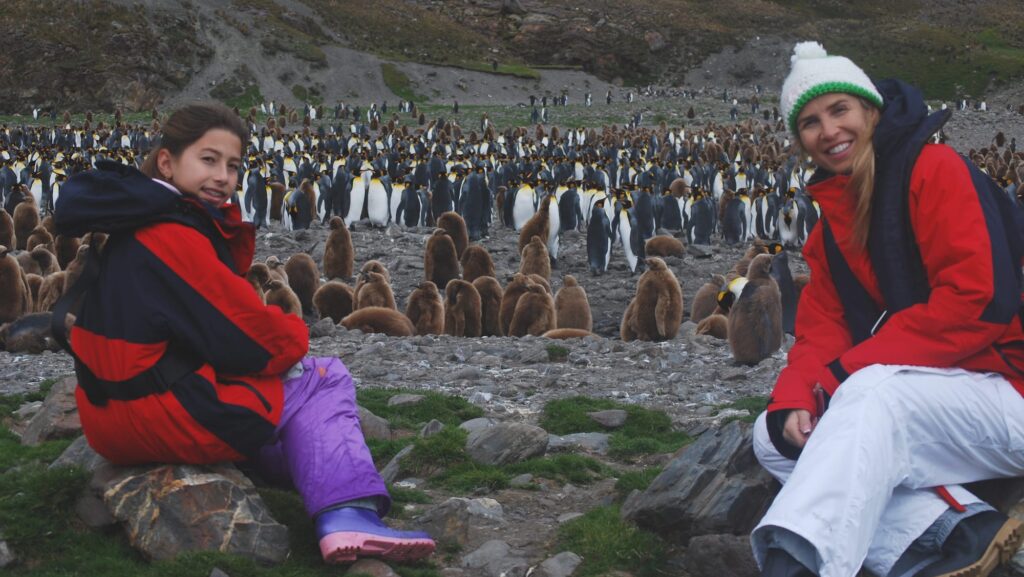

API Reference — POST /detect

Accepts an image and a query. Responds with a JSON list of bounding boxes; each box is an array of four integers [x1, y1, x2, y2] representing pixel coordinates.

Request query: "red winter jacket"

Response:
[[73, 199, 309, 465], [768, 144, 1024, 415]]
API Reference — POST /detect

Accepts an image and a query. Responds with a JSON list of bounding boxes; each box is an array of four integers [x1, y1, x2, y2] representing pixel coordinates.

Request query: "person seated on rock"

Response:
[[751, 42, 1024, 577], [58, 102, 435, 565]]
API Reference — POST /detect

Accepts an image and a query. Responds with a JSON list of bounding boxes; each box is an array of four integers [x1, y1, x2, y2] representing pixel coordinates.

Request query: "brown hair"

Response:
[[140, 102, 247, 179]]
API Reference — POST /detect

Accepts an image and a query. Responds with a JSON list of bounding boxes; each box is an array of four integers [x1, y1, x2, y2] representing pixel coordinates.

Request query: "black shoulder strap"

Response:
[[821, 219, 882, 345]]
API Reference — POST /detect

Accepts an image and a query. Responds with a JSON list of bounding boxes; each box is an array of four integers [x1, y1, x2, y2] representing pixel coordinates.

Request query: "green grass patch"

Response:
[[557, 505, 669, 577], [714, 395, 768, 424], [381, 63, 428, 103], [539, 397, 691, 458], [356, 389, 483, 431], [615, 467, 663, 499], [507, 454, 610, 485], [366, 437, 414, 467], [431, 462, 509, 492], [402, 426, 470, 477], [546, 344, 569, 362]]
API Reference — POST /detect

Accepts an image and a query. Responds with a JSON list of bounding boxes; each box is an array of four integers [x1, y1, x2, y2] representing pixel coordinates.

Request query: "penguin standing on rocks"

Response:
[[313, 281, 355, 324], [460, 244, 495, 283], [691, 273, 727, 324], [508, 283, 556, 337], [725, 253, 783, 365], [620, 257, 683, 342], [587, 200, 613, 276], [472, 276, 504, 337], [366, 169, 393, 227], [424, 229, 460, 291], [444, 279, 482, 337], [613, 199, 646, 274], [769, 249, 798, 336], [405, 281, 445, 335], [554, 275, 592, 332], [323, 216, 354, 280], [558, 181, 585, 232], [687, 191, 714, 245]]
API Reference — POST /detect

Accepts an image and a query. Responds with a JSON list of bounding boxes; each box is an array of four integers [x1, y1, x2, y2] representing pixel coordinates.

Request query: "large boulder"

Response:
[[414, 497, 505, 547], [96, 462, 289, 564], [621, 420, 777, 541]]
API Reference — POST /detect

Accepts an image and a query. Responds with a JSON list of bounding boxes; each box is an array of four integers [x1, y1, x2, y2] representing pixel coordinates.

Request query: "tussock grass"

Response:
[[615, 466, 663, 499], [355, 389, 483, 431], [539, 397, 691, 458], [557, 505, 669, 577]]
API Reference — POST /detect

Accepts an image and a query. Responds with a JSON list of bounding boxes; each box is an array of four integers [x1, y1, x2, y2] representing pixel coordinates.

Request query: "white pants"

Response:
[[751, 364, 1024, 577]]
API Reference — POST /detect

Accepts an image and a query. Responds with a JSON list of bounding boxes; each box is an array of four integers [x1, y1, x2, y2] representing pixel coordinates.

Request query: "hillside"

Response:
[[1, 0, 1023, 113]]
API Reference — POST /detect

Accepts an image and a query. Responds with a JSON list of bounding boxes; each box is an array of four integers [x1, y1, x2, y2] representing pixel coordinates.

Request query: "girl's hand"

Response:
[[783, 409, 817, 448]]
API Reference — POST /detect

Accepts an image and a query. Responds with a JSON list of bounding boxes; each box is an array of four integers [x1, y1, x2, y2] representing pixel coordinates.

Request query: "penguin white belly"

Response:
[[314, 183, 325, 222], [30, 180, 43, 207], [712, 173, 724, 201], [390, 183, 405, 223], [778, 206, 801, 247], [741, 198, 753, 240], [574, 162, 584, 181], [512, 189, 536, 231], [618, 216, 637, 272], [367, 179, 390, 226], [547, 202, 561, 260], [345, 177, 366, 227]]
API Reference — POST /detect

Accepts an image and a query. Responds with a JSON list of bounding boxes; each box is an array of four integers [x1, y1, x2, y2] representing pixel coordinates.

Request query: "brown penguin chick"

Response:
[[645, 235, 685, 258], [40, 215, 57, 237], [265, 255, 289, 284], [444, 279, 482, 337], [13, 196, 40, 251], [542, 328, 592, 339], [517, 195, 552, 254], [695, 313, 729, 340], [340, 306, 415, 337], [285, 253, 320, 316], [554, 275, 593, 332], [0, 312, 60, 354], [354, 271, 396, 311], [0, 210, 13, 251], [460, 244, 495, 283], [519, 235, 551, 280], [323, 216, 354, 280], [313, 281, 355, 324], [25, 226, 54, 253], [731, 240, 770, 277], [35, 271, 67, 313], [669, 178, 688, 197], [727, 253, 783, 365], [436, 211, 469, 259], [245, 262, 271, 302], [0, 246, 33, 323], [620, 257, 684, 342], [528, 274, 552, 295], [54, 234, 81, 270], [405, 281, 445, 335], [353, 260, 391, 307], [472, 276, 504, 337], [269, 182, 286, 221], [499, 273, 534, 337], [508, 284, 556, 337], [264, 279, 303, 318], [25, 273, 43, 307], [691, 273, 727, 324], [63, 245, 91, 291], [424, 228, 460, 291]]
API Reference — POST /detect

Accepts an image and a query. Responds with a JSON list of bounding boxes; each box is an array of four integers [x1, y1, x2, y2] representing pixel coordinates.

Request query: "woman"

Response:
[[56, 103, 435, 565], [751, 43, 1024, 577]]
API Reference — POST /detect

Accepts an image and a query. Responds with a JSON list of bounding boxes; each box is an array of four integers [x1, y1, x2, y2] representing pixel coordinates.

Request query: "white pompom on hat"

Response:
[[780, 41, 884, 133]]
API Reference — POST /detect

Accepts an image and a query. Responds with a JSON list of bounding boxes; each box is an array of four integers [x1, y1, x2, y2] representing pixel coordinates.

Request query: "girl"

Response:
[[751, 43, 1024, 577], [57, 102, 435, 565]]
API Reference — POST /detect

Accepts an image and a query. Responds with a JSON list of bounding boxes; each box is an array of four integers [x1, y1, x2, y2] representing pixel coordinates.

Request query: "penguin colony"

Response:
[[8, 110, 1021, 364]]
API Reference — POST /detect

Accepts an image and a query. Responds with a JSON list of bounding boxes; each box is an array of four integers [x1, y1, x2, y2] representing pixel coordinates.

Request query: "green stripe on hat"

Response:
[[788, 82, 884, 133]]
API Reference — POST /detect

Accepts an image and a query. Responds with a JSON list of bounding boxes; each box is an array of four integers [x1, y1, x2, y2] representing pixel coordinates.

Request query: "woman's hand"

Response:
[[783, 409, 817, 448]]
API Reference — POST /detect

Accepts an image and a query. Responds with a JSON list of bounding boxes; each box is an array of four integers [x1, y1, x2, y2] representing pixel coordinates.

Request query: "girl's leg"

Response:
[[751, 366, 1024, 577]]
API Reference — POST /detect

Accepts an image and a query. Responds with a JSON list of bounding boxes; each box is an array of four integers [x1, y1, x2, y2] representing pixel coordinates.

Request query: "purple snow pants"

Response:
[[253, 356, 390, 518]]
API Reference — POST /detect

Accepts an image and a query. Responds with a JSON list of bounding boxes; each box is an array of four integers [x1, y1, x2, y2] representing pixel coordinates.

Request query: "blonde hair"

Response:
[[846, 101, 881, 249]]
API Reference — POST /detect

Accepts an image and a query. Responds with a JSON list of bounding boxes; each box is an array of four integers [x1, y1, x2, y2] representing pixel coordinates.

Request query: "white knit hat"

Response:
[[780, 41, 884, 133]]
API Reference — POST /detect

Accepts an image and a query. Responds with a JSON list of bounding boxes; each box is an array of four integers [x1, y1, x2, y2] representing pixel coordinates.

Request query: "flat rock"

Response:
[[461, 539, 529, 577], [534, 551, 583, 577], [684, 533, 759, 577], [420, 419, 444, 438], [97, 462, 289, 564], [346, 558, 400, 576], [309, 317, 337, 338], [621, 420, 777, 541], [49, 435, 108, 472], [466, 423, 548, 466], [414, 497, 506, 546], [358, 406, 392, 441], [547, 432, 610, 455], [20, 376, 81, 446], [587, 409, 627, 429], [388, 393, 426, 407]]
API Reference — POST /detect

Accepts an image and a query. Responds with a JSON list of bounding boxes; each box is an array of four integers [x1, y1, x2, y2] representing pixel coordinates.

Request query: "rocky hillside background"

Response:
[[2, 0, 1023, 114]]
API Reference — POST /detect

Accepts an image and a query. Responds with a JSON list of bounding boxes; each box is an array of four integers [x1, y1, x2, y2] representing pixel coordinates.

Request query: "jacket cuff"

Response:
[[765, 409, 803, 460]]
